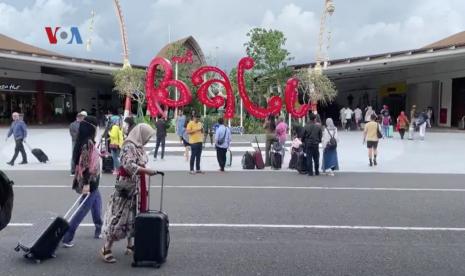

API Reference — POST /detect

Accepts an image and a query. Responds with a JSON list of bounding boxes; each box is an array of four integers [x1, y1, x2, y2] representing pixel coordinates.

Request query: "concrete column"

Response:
[[35, 80, 44, 124]]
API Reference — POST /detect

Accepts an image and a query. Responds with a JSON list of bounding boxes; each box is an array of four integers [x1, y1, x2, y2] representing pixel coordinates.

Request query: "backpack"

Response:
[[0, 170, 14, 231], [241, 151, 255, 170], [326, 129, 337, 150]]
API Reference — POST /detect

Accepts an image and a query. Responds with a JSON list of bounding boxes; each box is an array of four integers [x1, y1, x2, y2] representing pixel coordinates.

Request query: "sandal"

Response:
[[101, 247, 116, 263], [125, 245, 135, 255]]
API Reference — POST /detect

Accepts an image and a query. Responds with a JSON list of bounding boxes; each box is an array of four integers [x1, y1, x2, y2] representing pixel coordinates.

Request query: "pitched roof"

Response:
[[156, 36, 206, 65], [423, 31, 465, 49], [0, 33, 59, 56]]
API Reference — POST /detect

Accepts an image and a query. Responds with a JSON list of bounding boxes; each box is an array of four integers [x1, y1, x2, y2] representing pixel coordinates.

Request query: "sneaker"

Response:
[[6, 162, 13, 166], [189, 171, 196, 175], [63, 242, 74, 248], [94, 229, 102, 239], [19, 161, 28, 165], [373, 159, 377, 166], [328, 172, 335, 176], [369, 160, 373, 167], [196, 170, 205, 174]]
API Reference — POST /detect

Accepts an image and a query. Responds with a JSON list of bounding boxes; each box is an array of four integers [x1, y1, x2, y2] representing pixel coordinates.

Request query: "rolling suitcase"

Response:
[[288, 150, 298, 170], [14, 195, 89, 263], [101, 155, 113, 173], [253, 136, 265, 170], [242, 152, 255, 170], [25, 142, 49, 163], [133, 172, 170, 268]]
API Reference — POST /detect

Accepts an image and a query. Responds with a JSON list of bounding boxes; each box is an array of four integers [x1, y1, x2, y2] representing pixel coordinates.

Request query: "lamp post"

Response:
[[311, 0, 335, 113], [113, 0, 132, 119]]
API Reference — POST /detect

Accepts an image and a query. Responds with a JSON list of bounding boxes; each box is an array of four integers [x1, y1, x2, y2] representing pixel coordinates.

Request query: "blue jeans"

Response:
[[111, 148, 120, 170], [190, 142, 202, 171], [382, 125, 389, 137], [62, 190, 103, 243]]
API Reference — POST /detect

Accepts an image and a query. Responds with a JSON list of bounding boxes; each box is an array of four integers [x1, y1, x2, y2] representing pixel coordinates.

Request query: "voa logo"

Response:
[[45, 27, 83, 44]]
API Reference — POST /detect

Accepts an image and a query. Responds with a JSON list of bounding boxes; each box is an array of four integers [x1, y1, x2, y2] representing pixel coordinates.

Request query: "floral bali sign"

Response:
[[145, 55, 309, 119], [171, 50, 194, 64]]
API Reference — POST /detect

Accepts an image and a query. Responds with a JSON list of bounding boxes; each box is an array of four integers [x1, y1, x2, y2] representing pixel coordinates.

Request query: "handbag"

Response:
[[115, 176, 136, 199], [376, 123, 383, 139]]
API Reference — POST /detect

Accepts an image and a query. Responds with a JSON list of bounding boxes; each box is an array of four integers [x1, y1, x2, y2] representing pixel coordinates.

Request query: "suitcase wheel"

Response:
[[14, 245, 20, 252]]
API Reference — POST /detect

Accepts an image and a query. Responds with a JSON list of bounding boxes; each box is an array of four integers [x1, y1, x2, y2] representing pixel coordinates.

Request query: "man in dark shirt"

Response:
[[302, 113, 322, 176], [5, 112, 28, 166], [154, 115, 167, 160]]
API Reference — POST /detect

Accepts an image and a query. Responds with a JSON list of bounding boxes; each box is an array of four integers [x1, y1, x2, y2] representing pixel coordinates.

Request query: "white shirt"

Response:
[[345, 109, 353, 119], [354, 108, 363, 119]]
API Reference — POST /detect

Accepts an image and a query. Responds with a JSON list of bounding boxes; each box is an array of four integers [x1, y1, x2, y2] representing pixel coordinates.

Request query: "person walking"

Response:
[[69, 111, 87, 175], [100, 123, 158, 263], [408, 105, 417, 140], [187, 114, 204, 174], [344, 107, 353, 131], [303, 113, 322, 176], [321, 118, 339, 176], [62, 116, 103, 248], [363, 114, 381, 167], [214, 118, 231, 172], [364, 106, 375, 123], [417, 110, 429, 140], [380, 105, 391, 138], [396, 111, 410, 140], [108, 117, 124, 175], [6, 112, 28, 166], [263, 115, 277, 167], [175, 109, 186, 143], [354, 106, 363, 130], [339, 107, 346, 129], [154, 115, 167, 160]]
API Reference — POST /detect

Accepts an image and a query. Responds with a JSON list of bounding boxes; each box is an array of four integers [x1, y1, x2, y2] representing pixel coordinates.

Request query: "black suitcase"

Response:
[[133, 172, 170, 268], [296, 152, 308, 174], [0, 170, 14, 231], [14, 195, 89, 263], [101, 155, 113, 173], [288, 150, 298, 170], [270, 152, 282, 169], [25, 142, 49, 163], [241, 151, 255, 170], [31, 148, 49, 163]]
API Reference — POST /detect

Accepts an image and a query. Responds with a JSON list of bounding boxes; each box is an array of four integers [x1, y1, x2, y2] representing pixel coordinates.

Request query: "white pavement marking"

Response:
[[12, 185, 465, 192], [7, 223, 465, 231]]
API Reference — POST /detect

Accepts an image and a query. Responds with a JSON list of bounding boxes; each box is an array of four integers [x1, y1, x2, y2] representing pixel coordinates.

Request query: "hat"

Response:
[[78, 111, 88, 117]]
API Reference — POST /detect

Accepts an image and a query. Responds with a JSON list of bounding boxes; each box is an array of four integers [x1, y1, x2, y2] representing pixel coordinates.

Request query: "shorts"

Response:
[[366, 141, 378, 149]]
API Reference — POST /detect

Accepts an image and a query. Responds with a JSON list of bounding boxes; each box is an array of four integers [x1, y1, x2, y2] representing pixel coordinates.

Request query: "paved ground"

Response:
[[2, 171, 465, 275], [1, 128, 465, 174]]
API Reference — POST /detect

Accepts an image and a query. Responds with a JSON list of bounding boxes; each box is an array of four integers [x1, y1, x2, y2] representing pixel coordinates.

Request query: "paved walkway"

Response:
[[1, 128, 464, 174]]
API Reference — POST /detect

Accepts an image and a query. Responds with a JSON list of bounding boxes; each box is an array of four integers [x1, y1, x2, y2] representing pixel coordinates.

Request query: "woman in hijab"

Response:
[[321, 118, 339, 176], [101, 123, 158, 263], [396, 111, 410, 140], [62, 116, 103, 248]]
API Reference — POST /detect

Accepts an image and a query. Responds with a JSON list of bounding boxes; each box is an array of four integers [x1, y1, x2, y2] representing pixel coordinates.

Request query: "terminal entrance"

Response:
[[452, 77, 465, 127]]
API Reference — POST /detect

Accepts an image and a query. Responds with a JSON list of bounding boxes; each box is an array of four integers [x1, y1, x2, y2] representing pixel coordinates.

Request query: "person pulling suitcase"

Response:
[[101, 123, 159, 264], [62, 116, 103, 248]]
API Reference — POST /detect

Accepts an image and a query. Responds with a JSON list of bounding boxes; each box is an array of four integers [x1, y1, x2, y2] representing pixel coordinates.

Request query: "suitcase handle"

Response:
[[147, 172, 165, 212], [63, 194, 89, 221], [255, 136, 261, 152]]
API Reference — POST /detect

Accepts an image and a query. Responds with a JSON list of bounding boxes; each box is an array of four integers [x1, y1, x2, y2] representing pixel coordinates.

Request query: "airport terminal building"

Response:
[[293, 31, 465, 128], [0, 34, 205, 125], [1, 31, 465, 128]]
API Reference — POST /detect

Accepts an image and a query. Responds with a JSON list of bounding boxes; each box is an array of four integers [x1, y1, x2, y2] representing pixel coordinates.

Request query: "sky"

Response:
[[0, 0, 465, 71]]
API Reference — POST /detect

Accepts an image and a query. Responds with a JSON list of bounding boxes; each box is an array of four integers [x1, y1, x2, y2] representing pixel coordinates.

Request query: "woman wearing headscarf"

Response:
[[62, 116, 103, 248], [108, 116, 124, 175], [396, 111, 410, 140], [321, 118, 339, 176], [101, 123, 158, 263]]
